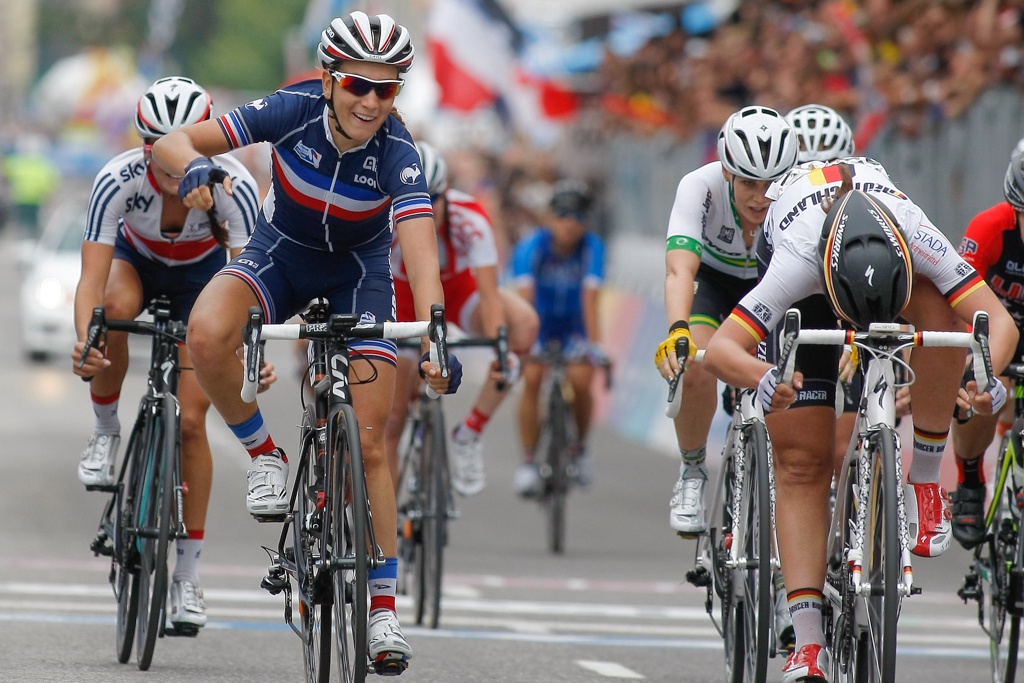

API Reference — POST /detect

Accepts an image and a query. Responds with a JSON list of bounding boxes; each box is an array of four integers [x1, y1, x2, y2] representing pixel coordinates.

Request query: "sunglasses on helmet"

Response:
[[328, 71, 404, 100]]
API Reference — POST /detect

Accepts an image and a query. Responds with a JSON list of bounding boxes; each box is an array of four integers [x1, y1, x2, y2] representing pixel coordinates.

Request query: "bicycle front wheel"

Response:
[[294, 407, 332, 683], [737, 421, 772, 683], [114, 423, 146, 664], [134, 396, 176, 671], [544, 386, 570, 554], [331, 404, 369, 683], [855, 426, 901, 683], [414, 398, 447, 629], [718, 441, 744, 682], [979, 432, 1023, 683]]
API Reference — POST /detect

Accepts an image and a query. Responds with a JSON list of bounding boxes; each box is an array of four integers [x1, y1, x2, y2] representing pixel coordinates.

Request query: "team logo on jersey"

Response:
[[960, 237, 978, 256], [718, 226, 736, 242], [245, 98, 268, 111], [400, 164, 422, 185], [293, 141, 322, 169]]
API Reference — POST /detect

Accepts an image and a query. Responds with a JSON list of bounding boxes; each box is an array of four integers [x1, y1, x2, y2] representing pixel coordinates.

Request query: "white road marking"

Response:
[[577, 660, 644, 679]]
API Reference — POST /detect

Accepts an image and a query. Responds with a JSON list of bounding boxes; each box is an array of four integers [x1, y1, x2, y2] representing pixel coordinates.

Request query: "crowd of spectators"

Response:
[[595, 0, 1024, 142]]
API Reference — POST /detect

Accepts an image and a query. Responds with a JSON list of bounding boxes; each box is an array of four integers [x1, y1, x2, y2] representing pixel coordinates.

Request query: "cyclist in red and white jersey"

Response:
[[704, 158, 1018, 682], [386, 142, 537, 497], [950, 145, 1024, 548], [654, 106, 797, 537], [72, 76, 262, 632]]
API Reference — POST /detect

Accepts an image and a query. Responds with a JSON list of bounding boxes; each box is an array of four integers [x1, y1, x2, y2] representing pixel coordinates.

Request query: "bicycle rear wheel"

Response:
[[294, 407, 332, 683], [737, 421, 772, 683], [134, 397, 175, 671], [544, 386, 570, 554], [114, 423, 145, 664], [854, 426, 901, 683], [332, 404, 369, 683], [414, 398, 447, 628]]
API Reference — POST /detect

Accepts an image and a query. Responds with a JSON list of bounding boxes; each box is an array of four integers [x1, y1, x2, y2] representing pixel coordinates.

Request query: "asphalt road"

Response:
[[0, 229, 1006, 682]]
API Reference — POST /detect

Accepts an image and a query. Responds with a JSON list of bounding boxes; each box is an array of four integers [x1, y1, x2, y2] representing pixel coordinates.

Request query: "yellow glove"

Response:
[[654, 323, 696, 370]]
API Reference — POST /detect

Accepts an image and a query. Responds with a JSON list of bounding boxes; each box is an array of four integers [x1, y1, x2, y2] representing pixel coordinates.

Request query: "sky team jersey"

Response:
[[510, 228, 605, 340], [959, 201, 1024, 325], [665, 161, 758, 280], [84, 148, 258, 266], [391, 188, 498, 323], [217, 79, 432, 252], [730, 158, 984, 342]]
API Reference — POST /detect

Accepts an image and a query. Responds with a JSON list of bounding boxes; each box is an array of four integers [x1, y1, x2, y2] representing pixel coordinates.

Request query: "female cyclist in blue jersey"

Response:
[[151, 12, 461, 670], [510, 180, 606, 495], [72, 76, 263, 633]]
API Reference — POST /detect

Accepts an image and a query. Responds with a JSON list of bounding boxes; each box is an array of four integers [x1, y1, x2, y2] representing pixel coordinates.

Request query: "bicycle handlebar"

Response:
[[240, 304, 448, 403], [78, 299, 186, 380], [776, 308, 997, 396]]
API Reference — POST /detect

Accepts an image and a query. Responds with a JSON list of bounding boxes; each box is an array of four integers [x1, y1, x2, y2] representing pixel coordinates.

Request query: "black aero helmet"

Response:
[[818, 190, 913, 330], [550, 179, 592, 217]]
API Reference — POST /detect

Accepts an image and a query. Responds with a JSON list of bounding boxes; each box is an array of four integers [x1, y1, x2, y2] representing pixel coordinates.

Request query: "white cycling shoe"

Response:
[[167, 579, 207, 631], [450, 431, 486, 497], [246, 450, 289, 520], [669, 472, 707, 536], [368, 609, 412, 674], [78, 433, 120, 488]]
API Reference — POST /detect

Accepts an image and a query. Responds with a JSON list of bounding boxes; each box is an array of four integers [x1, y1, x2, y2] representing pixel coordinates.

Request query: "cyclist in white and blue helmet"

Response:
[[785, 104, 855, 164]]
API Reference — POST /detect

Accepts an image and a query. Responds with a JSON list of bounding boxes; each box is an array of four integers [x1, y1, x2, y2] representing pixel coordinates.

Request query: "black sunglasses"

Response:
[[329, 70, 404, 100]]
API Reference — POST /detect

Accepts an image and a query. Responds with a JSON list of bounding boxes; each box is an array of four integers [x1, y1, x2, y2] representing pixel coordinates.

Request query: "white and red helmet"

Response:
[[317, 11, 415, 73], [135, 76, 212, 139]]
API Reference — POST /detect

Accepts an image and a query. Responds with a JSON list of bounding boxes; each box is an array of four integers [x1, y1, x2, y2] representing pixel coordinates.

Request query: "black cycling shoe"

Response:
[[951, 483, 987, 549]]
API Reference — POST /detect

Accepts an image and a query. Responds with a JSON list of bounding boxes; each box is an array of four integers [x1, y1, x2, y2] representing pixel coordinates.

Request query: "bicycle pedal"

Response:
[[372, 655, 410, 676], [85, 483, 119, 493], [685, 565, 711, 588], [676, 530, 702, 540], [163, 623, 200, 638], [90, 533, 113, 557], [261, 571, 289, 595], [251, 512, 287, 524]]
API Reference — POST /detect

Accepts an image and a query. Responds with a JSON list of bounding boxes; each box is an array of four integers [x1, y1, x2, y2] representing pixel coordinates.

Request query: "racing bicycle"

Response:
[[84, 296, 190, 671], [396, 327, 509, 628], [783, 309, 996, 683], [959, 362, 1024, 683], [255, 301, 448, 683]]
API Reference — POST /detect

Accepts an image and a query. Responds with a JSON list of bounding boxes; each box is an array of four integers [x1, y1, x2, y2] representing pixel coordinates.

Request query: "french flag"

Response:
[[427, 0, 577, 128]]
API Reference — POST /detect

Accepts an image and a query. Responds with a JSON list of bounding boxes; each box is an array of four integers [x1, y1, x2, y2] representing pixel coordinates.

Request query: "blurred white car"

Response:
[[19, 202, 84, 361]]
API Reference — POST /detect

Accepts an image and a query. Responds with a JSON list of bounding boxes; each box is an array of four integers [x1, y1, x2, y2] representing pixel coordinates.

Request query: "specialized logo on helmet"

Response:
[[868, 208, 906, 260], [865, 264, 875, 286], [400, 164, 422, 185], [246, 98, 268, 111], [293, 141, 322, 169]]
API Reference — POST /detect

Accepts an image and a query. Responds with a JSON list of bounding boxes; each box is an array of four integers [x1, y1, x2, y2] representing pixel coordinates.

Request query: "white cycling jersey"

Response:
[[665, 161, 758, 280], [84, 148, 260, 266], [730, 158, 984, 342]]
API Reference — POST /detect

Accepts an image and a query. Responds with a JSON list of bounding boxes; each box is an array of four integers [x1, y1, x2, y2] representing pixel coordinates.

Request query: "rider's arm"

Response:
[[397, 215, 445, 323], [474, 264, 506, 338], [581, 232, 605, 345], [952, 285, 1019, 379], [151, 119, 232, 177], [74, 241, 114, 341], [664, 248, 700, 328]]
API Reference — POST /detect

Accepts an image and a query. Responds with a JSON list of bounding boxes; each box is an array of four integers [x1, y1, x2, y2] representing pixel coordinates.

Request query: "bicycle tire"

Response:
[[331, 404, 369, 683], [979, 428, 1023, 683], [719, 439, 744, 683], [294, 407, 332, 683], [114, 422, 145, 664], [739, 421, 772, 683], [855, 426, 900, 683], [414, 398, 446, 629], [545, 383, 569, 554], [135, 397, 175, 671], [828, 457, 862, 683]]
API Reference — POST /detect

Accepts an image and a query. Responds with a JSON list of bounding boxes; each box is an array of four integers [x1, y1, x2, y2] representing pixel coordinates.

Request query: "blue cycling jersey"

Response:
[[217, 79, 432, 251], [510, 228, 605, 343]]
